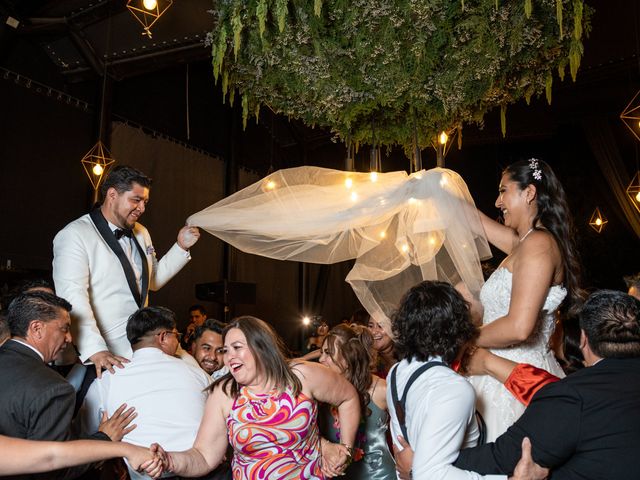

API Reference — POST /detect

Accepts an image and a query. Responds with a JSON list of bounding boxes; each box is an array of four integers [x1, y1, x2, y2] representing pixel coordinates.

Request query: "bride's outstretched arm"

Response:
[[476, 233, 558, 348]]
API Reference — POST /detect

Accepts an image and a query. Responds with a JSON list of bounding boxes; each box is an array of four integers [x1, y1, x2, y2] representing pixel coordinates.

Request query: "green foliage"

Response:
[[208, 0, 592, 151]]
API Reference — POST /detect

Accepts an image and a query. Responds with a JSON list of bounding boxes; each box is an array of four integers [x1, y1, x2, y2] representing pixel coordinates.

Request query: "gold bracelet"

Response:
[[341, 444, 354, 466]]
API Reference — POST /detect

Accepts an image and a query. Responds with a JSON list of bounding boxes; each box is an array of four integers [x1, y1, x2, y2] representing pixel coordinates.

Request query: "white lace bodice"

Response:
[[479, 267, 566, 364], [471, 267, 567, 441]]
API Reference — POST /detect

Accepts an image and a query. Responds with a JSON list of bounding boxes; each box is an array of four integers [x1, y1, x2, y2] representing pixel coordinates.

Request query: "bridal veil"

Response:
[[188, 166, 490, 335]]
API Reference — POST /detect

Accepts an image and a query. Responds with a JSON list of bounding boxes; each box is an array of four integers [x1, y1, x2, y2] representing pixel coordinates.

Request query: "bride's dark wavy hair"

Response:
[[503, 159, 584, 314]]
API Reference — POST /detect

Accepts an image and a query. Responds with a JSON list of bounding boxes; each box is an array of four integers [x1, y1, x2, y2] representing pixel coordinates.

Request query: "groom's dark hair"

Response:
[[392, 281, 477, 364], [100, 165, 152, 199]]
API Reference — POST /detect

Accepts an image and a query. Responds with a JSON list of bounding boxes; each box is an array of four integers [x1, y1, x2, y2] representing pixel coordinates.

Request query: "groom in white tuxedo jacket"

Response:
[[53, 165, 200, 377]]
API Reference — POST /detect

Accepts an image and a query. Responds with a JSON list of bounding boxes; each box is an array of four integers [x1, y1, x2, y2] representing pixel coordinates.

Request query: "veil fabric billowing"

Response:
[[187, 166, 491, 335]]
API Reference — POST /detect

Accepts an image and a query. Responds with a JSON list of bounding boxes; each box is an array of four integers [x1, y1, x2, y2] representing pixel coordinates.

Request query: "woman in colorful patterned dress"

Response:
[[160, 315, 360, 479]]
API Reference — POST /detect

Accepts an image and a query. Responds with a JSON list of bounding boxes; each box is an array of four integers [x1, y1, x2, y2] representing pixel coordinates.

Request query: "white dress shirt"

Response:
[[108, 221, 143, 291], [79, 347, 211, 478], [387, 357, 506, 480]]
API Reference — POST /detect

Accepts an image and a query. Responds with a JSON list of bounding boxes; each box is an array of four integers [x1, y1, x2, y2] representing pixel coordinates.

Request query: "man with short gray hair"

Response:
[[0, 291, 131, 479]]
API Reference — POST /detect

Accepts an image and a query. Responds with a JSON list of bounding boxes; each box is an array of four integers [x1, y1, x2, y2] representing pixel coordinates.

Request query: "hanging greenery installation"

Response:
[[207, 0, 592, 152]]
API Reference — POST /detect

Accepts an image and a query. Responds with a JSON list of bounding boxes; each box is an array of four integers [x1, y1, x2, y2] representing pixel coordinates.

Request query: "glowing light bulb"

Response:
[[351, 192, 358, 202], [408, 197, 416, 205], [92, 164, 104, 176], [595, 218, 602, 226], [265, 180, 276, 190], [379, 231, 386, 239], [370, 172, 378, 182], [439, 131, 448, 145], [429, 236, 437, 245], [636, 191, 640, 202], [143, 0, 157, 10], [302, 316, 311, 326], [345, 178, 353, 189], [401, 244, 409, 253]]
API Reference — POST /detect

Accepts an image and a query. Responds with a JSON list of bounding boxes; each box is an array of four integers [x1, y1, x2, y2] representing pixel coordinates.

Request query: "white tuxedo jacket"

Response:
[[53, 213, 190, 362]]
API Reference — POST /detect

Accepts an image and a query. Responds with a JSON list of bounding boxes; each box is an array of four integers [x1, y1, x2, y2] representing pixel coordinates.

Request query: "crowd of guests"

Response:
[[1, 162, 639, 480], [1, 279, 639, 480]]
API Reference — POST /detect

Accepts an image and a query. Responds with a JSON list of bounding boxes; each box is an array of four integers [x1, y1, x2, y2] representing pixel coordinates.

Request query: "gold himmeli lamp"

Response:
[[588, 207, 608, 233], [626, 171, 640, 214], [127, 0, 173, 38]]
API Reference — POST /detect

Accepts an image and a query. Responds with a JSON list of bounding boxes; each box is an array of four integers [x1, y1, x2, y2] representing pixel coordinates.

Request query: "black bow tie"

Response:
[[114, 228, 133, 240]]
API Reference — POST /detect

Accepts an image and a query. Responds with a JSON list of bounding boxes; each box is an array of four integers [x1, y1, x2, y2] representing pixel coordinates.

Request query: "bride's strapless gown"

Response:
[[470, 267, 566, 442]]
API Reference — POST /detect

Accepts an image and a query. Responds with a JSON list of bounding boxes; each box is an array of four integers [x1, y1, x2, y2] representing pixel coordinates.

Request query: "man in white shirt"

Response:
[[387, 281, 545, 480], [53, 165, 200, 377], [79, 306, 211, 479]]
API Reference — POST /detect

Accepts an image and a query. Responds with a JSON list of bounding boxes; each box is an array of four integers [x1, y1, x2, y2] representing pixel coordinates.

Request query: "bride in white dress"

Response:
[[469, 158, 583, 442]]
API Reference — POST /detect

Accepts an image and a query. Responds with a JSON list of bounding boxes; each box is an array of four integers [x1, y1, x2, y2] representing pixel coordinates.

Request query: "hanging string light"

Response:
[[431, 127, 458, 168]]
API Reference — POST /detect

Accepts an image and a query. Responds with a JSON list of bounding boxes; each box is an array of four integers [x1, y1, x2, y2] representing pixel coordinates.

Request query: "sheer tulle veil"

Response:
[[187, 166, 491, 337]]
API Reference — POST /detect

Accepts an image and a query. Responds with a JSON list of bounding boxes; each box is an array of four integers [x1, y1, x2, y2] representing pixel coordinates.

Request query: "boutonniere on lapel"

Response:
[[146, 245, 155, 255]]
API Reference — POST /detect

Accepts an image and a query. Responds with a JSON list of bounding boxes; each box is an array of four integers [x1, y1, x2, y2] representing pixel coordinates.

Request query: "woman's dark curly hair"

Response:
[[503, 159, 584, 315], [322, 324, 374, 417], [392, 281, 477, 364]]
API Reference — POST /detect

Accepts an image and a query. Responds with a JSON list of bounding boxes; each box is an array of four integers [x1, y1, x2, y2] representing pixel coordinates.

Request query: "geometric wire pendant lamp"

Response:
[[81, 11, 116, 198], [127, 0, 173, 38], [620, 89, 640, 142], [588, 207, 608, 233], [81, 141, 115, 190], [627, 170, 640, 214]]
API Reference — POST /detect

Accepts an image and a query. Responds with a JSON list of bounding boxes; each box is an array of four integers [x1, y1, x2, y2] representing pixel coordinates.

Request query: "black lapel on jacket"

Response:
[[89, 208, 143, 307], [130, 234, 149, 306]]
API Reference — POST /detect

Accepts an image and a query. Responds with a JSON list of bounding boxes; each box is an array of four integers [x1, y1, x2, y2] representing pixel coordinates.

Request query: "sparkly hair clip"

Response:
[[529, 158, 542, 181]]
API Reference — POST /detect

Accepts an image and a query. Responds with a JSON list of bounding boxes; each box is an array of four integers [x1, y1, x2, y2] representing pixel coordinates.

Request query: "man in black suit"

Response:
[[0, 291, 131, 479], [454, 290, 640, 479]]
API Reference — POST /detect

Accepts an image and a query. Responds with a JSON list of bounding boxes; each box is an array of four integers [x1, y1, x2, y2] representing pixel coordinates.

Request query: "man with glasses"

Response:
[[78, 306, 211, 480]]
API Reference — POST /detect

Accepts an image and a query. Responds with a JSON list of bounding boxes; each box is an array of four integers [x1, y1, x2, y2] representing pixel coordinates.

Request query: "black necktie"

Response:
[[114, 228, 133, 240]]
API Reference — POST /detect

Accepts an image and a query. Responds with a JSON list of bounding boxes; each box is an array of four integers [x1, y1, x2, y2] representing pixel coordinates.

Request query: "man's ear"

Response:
[[28, 320, 45, 341], [106, 186, 119, 202], [579, 329, 588, 350]]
